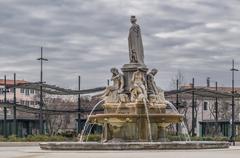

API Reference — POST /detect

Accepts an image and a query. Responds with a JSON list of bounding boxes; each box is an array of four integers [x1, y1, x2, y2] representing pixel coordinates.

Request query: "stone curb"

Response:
[[0, 142, 40, 147], [40, 141, 230, 150]]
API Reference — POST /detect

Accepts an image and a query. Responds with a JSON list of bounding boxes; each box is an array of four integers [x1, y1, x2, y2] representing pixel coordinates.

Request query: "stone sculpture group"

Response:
[[102, 16, 165, 106]]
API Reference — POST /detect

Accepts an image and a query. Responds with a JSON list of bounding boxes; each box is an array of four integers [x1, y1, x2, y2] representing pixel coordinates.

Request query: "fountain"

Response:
[[40, 16, 229, 150]]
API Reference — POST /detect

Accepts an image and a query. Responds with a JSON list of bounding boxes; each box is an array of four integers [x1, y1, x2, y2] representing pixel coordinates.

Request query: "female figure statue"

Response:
[[128, 16, 144, 65]]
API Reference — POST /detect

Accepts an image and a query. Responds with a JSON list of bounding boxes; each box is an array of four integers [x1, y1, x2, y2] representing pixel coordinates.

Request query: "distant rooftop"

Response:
[[181, 84, 240, 93], [0, 79, 28, 86]]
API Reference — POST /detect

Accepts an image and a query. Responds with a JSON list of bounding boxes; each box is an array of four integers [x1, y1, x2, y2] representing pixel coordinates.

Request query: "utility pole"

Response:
[[77, 76, 81, 133], [192, 78, 195, 137], [230, 59, 238, 146], [37, 47, 48, 134], [13, 73, 17, 135], [3, 75, 7, 138], [176, 79, 179, 135], [215, 81, 218, 135]]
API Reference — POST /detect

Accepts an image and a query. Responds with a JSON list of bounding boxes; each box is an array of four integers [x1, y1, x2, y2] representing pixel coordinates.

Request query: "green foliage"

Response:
[[167, 134, 189, 141], [166, 133, 229, 142], [0, 135, 68, 142], [7, 135, 23, 142], [25, 135, 66, 142], [190, 136, 228, 141], [83, 134, 101, 142], [0, 136, 7, 142], [236, 136, 240, 141], [0, 134, 236, 142], [59, 131, 77, 138]]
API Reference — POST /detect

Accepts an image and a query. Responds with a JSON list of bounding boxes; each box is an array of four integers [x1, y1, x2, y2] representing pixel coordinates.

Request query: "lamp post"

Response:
[[77, 76, 81, 133], [176, 79, 179, 135], [192, 78, 195, 137], [230, 59, 238, 146], [215, 81, 218, 135], [13, 73, 17, 135], [37, 47, 48, 134], [3, 75, 7, 138]]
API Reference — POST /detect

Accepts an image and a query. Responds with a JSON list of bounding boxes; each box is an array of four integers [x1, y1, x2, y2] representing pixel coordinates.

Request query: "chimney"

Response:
[[207, 77, 210, 87]]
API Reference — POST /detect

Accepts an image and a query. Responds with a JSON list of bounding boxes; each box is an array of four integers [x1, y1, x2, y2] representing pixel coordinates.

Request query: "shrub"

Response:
[[235, 136, 240, 141], [167, 134, 229, 142], [25, 135, 65, 142], [0, 136, 7, 142], [166, 133, 190, 141], [7, 135, 23, 142], [83, 134, 101, 142]]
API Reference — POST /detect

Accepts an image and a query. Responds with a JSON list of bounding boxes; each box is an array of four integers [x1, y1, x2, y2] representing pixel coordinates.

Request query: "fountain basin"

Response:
[[40, 141, 230, 150], [89, 113, 183, 124], [87, 102, 184, 142]]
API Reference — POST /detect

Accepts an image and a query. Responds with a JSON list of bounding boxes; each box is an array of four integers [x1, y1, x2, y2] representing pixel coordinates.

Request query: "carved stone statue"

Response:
[[147, 69, 159, 95], [102, 68, 125, 103], [130, 68, 148, 102], [147, 69, 165, 104], [128, 16, 144, 65]]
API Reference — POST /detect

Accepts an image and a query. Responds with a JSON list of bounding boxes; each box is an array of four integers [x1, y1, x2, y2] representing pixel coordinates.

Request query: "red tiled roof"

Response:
[[0, 79, 28, 86], [180, 84, 240, 93]]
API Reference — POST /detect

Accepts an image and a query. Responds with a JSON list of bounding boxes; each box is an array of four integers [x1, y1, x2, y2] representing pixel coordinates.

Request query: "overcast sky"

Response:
[[1, 0, 240, 90]]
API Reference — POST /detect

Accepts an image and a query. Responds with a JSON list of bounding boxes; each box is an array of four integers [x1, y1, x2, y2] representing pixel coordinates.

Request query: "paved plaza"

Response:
[[0, 146, 240, 158]]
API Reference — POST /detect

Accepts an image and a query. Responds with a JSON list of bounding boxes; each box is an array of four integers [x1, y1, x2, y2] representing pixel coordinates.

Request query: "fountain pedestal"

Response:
[[121, 63, 148, 92], [89, 101, 183, 142]]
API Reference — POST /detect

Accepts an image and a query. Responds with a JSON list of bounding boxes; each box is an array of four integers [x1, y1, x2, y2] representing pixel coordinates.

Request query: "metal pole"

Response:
[[13, 73, 17, 136], [40, 47, 43, 134], [215, 81, 218, 135], [192, 78, 195, 137], [77, 76, 81, 133], [230, 59, 238, 146], [176, 79, 179, 135], [4, 75, 7, 138], [37, 46, 48, 135]]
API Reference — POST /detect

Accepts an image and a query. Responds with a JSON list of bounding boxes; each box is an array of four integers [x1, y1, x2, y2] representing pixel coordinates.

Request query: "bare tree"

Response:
[[169, 70, 185, 89], [42, 95, 77, 135]]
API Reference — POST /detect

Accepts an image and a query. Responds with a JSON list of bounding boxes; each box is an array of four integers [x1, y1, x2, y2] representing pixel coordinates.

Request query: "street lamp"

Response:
[[230, 59, 238, 146], [77, 76, 81, 133], [37, 46, 48, 134]]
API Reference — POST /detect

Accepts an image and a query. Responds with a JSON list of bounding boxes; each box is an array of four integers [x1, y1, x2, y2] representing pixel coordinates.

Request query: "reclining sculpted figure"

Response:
[[102, 68, 128, 103]]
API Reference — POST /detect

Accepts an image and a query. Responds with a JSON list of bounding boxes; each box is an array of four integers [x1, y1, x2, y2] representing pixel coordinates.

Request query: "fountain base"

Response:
[[40, 141, 230, 150], [89, 102, 183, 142]]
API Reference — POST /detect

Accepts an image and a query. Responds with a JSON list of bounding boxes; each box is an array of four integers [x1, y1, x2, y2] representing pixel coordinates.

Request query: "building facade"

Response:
[[0, 79, 40, 136], [166, 84, 240, 138]]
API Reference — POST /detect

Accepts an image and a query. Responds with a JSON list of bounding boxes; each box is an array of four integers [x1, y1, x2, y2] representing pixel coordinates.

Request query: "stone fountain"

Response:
[[89, 16, 183, 142], [40, 16, 229, 150], [88, 16, 183, 142]]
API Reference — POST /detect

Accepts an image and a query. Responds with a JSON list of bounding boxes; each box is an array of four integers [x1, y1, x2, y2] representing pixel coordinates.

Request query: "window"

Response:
[[9, 88, 14, 92], [30, 101, 34, 105], [20, 100, 24, 105], [26, 101, 30, 106], [203, 101, 208, 110], [0, 88, 3, 94], [25, 89, 29, 96], [30, 89, 34, 94], [20, 88, 24, 93]]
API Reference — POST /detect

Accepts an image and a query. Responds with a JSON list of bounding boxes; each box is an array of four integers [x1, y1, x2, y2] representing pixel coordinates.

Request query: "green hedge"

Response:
[[0, 134, 102, 142], [167, 134, 230, 142], [0, 135, 70, 142], [1, 134, 240, 142], [82, 134, 101, 142]]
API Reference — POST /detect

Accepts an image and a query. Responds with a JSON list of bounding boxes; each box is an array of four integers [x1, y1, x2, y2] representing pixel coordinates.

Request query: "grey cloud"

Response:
[[1, 0, 240, 90]]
